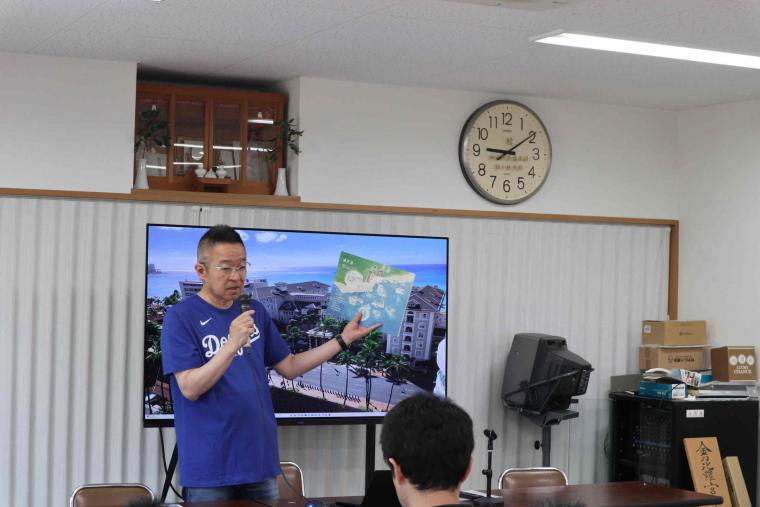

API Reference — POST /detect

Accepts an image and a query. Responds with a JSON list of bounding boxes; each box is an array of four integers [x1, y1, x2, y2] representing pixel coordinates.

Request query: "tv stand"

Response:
[[159, 425, 378, 502], [161, 444, 178, 502], [519, 408, 578, 467], [365, 423, 377, 493]]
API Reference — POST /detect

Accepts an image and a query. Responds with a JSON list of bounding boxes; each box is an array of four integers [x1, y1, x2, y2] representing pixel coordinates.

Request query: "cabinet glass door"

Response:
[[213, 102, 242, 180], [173, 98, 206, 177], [135, 82, 286, 194], [246, 105, 277, 184], [135, 95, 169, 177]]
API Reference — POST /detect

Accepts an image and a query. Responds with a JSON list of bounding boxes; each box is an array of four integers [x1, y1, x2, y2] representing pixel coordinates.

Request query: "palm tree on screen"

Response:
[[335, 350, 355, 406], [356, 330, 384, 410], [382, 354, 410, 410]]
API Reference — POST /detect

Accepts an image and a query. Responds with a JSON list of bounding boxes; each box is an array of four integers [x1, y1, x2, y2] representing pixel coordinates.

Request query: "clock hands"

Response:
[[487, 131, 536, 160], [486, 147, 515, 157], [508, 131, 535, 152]]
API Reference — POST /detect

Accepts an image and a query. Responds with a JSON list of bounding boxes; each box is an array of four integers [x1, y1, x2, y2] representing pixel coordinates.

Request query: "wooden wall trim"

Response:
[[668, 221, 679, 319], [0, 188, 301, 206], [0, 186, 679, 318], [0, 187, 678, 225]]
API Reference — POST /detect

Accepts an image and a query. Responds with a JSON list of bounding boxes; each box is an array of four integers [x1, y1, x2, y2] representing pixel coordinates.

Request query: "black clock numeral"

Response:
[[517, 177, 525, 190], [472, 143, 480, 157], [489, 175, 497, 188], [489, 116, 498, 129], [478, 163, 486, 176], [503, 179, 511, 193], [528, 131, 537, 143], [520, 117, 524, 130], [532, 147, 540, 160], [502, 112, 512, 126], [528, 166, 536, 178], [478, 128, 488, 140]]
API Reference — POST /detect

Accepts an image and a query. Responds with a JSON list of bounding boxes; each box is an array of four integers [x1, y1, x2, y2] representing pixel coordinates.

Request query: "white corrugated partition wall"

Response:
[[0, 195, 670, 506]]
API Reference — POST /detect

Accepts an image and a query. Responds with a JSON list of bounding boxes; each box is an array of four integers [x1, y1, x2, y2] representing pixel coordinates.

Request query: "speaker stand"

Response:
[[522, 409, 578, 467]]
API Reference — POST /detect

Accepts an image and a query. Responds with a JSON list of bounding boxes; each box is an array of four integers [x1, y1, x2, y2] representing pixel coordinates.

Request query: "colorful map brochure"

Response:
[[326, 252, 415, 337]]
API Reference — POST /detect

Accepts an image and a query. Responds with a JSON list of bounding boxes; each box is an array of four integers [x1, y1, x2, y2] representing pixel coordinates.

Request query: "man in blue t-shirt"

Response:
[[161, 224, 380, 502]]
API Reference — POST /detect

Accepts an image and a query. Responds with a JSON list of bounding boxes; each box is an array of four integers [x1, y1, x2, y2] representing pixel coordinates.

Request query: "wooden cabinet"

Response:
[[135, 82, 286, 194]]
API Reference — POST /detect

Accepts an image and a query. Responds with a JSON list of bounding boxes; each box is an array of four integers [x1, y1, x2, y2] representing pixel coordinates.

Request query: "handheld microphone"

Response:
[[239, 294, 253, 353]]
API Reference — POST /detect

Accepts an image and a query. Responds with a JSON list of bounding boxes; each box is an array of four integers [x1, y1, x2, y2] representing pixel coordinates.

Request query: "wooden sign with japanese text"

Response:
[[684, 437, 731, 507]]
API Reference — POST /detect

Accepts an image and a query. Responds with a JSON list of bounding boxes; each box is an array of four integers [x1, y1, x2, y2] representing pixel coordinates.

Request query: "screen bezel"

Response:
[[142, 222, 449, 427]]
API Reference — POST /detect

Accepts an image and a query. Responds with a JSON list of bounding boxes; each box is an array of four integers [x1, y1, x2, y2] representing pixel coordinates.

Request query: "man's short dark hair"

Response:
[[197, 224, 244, 263], [380, 393, 474, 491]]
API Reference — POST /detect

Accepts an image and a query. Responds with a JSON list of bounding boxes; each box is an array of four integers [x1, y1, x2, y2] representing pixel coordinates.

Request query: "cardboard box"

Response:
[[639, 346, 706, 370], [722, 457, 752, 507], [639, 381, 686, 400], [642, 320, 707, 345], [710, 347, 756, 381]]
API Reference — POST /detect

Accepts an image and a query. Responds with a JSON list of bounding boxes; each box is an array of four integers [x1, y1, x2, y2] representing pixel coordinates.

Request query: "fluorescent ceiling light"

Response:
[[248, 119, 274, 124], [534, 32, 760, 70]]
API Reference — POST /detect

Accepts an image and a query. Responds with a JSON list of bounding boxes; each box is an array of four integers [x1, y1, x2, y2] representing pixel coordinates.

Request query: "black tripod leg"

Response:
[[161, 444, 179, 502]]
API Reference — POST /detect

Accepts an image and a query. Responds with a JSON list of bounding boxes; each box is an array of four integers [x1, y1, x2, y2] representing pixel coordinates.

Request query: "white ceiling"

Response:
[[2, 0, 760, 109]]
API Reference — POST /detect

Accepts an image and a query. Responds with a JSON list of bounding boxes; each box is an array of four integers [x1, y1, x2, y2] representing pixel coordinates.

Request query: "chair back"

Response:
[[69, 483, 155, 507], [277, 461, 305, 499], [499, 467, 568, 489]]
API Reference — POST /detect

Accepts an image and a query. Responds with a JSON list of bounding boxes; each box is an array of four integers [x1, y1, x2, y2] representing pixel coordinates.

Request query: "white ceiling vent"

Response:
[[443, 0, 586, 10]]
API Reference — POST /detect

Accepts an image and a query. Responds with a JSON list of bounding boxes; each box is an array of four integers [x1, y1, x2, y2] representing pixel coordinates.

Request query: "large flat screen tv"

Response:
[[143, 224, 448, 426]]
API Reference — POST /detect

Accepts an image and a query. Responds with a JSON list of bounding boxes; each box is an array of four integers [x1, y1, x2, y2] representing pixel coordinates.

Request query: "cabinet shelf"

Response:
[[135, 82, 286, 196], [192, 176, 231, 192]]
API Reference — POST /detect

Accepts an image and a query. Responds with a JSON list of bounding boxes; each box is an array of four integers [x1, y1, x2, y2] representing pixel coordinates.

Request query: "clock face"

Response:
[[459, 100, 552, 204]]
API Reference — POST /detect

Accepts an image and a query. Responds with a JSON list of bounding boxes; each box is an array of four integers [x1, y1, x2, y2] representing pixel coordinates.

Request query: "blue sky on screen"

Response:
[[148, 225, 447, 272]]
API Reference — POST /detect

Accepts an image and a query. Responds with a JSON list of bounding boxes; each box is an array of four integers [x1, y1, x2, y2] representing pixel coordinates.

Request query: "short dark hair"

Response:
[[197, 224, 244, 263], [380, 393, 474, 491]]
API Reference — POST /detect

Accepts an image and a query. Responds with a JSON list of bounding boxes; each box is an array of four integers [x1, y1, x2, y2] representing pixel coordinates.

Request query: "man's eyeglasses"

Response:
[[203, 262, 250, 277]]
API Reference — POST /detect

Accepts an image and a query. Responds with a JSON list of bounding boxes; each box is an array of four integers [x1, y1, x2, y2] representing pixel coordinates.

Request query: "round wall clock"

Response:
[[459, 100, 552, 204]]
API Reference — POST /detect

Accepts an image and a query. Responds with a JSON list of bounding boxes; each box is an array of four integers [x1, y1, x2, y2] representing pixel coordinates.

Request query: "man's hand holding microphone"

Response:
[[227, 308, 255, 354]]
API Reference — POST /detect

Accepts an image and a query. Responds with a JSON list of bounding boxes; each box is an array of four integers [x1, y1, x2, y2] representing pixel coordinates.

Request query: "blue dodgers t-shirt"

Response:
[[161, 295, 290, 487]]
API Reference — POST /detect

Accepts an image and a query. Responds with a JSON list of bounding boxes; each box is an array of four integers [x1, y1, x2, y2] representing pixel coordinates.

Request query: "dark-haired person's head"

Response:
[[197, 224, 244, 264], [195, 224, 248, 308], [381, 393, 474, 507]]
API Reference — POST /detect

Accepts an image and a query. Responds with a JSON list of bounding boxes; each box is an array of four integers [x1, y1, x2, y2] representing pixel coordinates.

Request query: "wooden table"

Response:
[[494, 481, 722, 507], [174, 481, 722, 507]]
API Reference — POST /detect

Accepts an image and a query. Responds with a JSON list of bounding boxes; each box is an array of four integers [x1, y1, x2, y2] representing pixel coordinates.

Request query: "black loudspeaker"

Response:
[[502, 333, 592, 413]]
